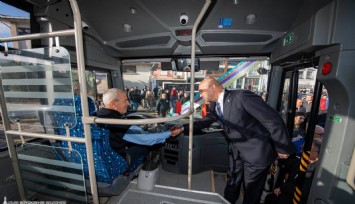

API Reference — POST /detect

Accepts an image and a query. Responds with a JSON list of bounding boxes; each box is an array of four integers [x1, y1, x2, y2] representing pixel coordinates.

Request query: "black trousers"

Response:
[[224, 153, 270, 204]]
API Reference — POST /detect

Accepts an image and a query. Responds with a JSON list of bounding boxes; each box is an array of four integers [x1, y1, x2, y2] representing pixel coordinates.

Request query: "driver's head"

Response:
[[198, 78, 224, 103], [103, 88, 130, 115]]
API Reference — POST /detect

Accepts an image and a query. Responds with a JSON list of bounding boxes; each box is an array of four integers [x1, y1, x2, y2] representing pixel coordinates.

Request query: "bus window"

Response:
[[94, 71, 110, 94], [120, 59, 271, 120], [280, 77, 291, 121], [0, 47, 75, 129], [71, 69, 97, 100], [0, 2, 30, 49]]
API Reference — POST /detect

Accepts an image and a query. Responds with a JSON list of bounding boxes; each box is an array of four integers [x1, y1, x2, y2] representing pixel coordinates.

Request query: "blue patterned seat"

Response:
[[51, 96, 144, 195]]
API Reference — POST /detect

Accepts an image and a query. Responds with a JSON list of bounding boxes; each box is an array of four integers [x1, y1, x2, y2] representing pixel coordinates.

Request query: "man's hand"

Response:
[[170, 125, 184, 137], [277, 153, 290, 159], [274, 187, 282, 196]]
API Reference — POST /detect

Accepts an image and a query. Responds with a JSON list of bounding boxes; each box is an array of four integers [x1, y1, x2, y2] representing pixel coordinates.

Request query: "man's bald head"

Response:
[[199, 78, 223, 89], [198, 78, 224, 102]]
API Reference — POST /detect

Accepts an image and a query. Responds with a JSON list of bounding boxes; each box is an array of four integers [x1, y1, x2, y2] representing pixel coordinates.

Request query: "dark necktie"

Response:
[[216, 102, 224, 121]]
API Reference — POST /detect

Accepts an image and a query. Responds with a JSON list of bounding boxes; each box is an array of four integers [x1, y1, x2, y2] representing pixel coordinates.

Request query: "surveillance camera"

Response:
[[180, 14, 188, 26], [82, 21, 89, 30]]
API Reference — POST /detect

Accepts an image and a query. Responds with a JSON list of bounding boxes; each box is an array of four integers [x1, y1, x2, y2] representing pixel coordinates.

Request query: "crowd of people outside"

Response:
[[95, 85, 194, 118], [95, 83, 270, 117], [103, 85, 192, 116]]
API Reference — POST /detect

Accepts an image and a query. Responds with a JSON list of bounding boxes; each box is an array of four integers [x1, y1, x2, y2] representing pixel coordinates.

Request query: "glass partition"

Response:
[[16, 143, 87, 203], [0, 47, 76, 128], [280, 78, 291, 122]]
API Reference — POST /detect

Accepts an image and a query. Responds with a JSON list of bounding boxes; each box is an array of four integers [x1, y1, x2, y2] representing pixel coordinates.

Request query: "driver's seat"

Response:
[[51, 96, 144, 195]]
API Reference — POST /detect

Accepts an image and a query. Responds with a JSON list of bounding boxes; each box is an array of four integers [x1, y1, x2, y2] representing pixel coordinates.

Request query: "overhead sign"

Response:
[[283, 32, 294, 47]]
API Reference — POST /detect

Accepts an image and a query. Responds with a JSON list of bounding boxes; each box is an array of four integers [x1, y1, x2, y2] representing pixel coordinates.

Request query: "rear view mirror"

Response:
[[172, 58, 200, 72]]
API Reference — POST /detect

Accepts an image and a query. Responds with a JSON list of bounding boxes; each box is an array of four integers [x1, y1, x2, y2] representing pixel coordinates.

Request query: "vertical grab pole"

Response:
[[188, 0, 212, 190], [0, 77, 26, 200], [68, 1, 99, 203], [293, 80, 322, 204]]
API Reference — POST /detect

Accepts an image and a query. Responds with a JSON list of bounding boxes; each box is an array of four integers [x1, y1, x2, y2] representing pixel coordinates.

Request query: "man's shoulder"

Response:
[[225, 89, 245, 97], [96, 108, 123, 118]]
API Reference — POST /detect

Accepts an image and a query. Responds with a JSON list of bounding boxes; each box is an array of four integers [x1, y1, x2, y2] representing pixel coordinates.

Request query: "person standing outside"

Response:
[[145, 90, 154, 111], [141, 85, 148, 109], [170, 86, 178, 112], [128, 87, 140, 111], [153, 86, 159, 100], [296, 98, 306, 113], [180, 92, 190, 106], [196, 78, 295, 204], [304, 94, 313, 113], [156, 93, 170, 117]]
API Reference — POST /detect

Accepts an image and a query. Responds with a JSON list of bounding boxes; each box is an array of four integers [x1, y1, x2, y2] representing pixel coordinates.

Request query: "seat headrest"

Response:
[[52, 96, 96, 116]]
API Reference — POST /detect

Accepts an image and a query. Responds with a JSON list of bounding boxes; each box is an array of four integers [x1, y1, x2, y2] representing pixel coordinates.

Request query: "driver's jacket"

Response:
[[96, 108, 171, 157]]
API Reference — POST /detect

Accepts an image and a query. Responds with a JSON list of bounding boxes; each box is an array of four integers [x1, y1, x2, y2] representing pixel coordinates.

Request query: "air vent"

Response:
[[116, 36, 171, 48], [202, 33, 273, 43]]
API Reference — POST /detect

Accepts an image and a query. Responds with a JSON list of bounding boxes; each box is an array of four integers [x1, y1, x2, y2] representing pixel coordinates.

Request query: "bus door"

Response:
[[277, 60, 322, 137]]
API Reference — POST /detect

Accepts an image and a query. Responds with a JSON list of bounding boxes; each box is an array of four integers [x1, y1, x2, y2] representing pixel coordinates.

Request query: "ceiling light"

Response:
[[130, 7, 137, 14], [123, 24, 132, 32]]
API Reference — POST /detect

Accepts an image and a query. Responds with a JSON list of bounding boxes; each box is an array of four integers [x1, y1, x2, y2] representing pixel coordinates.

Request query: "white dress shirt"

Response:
[[216, 89, 225, 115]]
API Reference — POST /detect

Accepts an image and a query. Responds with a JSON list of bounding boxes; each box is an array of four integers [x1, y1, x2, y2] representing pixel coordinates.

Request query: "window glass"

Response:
[[0, 2, 31, 49], [94, 72, 109, 94], [71, 70, 96, 99], [0, 47, 76, 128], [280, 78, 291, 121], [121, 59, 270, 117]]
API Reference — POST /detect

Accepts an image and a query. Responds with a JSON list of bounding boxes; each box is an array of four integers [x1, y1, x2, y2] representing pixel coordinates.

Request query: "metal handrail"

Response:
[[0, 0, 100, 203], [0, 0, 208, 202], [5, 131, 86, 143], [83, 111, 192, 125], [188, 0, 212, 190], [0, 29, 75, 42]]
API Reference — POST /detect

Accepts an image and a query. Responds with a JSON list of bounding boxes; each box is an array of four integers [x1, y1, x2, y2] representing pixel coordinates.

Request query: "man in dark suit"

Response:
[[196, 78, 296, 204]]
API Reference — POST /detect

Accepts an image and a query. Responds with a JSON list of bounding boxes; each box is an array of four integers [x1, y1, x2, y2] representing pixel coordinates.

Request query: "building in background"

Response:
[[0, 14, 30, 49]]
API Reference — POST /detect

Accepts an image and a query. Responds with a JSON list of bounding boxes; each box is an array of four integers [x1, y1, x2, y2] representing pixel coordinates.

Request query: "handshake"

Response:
[[170, 125, 184, 137]]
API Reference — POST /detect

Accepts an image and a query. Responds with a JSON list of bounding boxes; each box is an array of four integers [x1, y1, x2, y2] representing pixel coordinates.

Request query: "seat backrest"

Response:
[[51, 96, 128, 184]]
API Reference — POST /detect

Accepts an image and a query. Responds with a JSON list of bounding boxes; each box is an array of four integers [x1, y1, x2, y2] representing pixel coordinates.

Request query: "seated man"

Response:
[[96, 88, 183, 164]]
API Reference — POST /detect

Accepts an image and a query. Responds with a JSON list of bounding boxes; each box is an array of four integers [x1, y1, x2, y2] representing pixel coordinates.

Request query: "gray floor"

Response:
[[0, 153, 20, 202], [104, 165, 233, 204], [157, 166, 227, 196]]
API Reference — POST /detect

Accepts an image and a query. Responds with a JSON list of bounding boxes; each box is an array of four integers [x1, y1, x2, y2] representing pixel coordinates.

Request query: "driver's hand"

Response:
[[170, 125, 184, 137]]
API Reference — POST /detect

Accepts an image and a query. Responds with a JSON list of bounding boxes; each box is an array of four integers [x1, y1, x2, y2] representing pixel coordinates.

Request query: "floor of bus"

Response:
[[0, 141, 272, 204], [0, 108, 250, 204], [0, 152, 234, 203], [101, 166, 231, 204]]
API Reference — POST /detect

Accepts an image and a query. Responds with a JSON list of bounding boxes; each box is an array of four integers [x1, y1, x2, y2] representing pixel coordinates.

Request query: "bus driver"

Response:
[[96, 88, 184, 164]]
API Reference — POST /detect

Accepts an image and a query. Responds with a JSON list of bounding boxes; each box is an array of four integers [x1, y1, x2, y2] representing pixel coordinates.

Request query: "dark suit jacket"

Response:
[[194, 89, 296, 166]]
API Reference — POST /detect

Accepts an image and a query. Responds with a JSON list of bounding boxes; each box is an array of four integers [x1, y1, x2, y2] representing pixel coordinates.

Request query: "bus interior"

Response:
[[0, 0, 354, 203]]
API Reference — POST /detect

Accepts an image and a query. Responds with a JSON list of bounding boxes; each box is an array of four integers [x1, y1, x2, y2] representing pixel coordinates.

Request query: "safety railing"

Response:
[[0, 0, 213, 203]]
